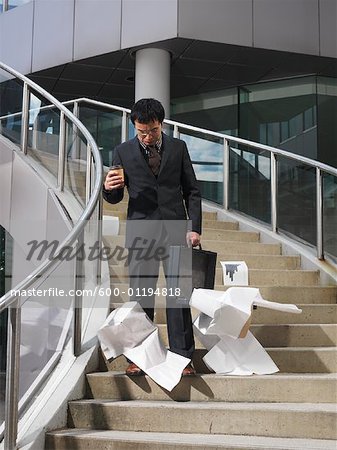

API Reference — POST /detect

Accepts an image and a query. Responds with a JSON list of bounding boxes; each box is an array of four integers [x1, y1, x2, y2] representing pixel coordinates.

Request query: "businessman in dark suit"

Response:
[[103, 98, 201, 376]]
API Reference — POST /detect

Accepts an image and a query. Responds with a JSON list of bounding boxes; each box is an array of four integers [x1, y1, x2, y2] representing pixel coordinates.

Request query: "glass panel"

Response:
[[63, 120, 87, 208], [171, 88, 238, 136], [0, 71, 24, 145], [0, 226, 12, 427], [18, 261, 74, 418], [317, 77, 337, 168], [78, 105, 123, 167], [229, 144, 271, 223], [26, 91, 60, 183], [277, 157, 316, 245], [179, 130, 223, 204], [323, 173, 337, 259], [239, 77, 318, 160]]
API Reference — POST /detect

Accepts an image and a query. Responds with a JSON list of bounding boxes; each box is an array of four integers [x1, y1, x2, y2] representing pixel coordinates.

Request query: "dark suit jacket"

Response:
[[103, 133, 202, 247]]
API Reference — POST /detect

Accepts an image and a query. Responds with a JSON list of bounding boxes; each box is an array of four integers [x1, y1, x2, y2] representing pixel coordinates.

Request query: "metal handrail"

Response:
[[0, 64, 103, 312], [65, 97, 337, 260], [0, 62, 103, 450]]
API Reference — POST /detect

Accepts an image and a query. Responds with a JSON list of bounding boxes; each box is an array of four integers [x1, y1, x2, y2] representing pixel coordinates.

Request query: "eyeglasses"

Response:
[[136, 126, 161, 137]]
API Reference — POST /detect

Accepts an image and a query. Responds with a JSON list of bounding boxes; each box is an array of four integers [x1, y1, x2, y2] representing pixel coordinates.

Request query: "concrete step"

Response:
[[105, 235, 282, 255], [215, 285, 337, 303], [86, 372, 337, 404], [201, 229, 260, 242], [216, 253, 301, 269], [45, 429, 337, 450], [151, 304, 337, 325], [249, 304, 337, 324], [67, 400, 337, 440], [107, 266, 319, 286], [108, 284, 337, 306], [244, 324, 337, 347], [215, 268, 319, 286], [102, 347, 337, 374], [155, 324, 337, 348], [201, 240, 282, 254], [202, 219, 238, 230], [117, 219, 239, 234]]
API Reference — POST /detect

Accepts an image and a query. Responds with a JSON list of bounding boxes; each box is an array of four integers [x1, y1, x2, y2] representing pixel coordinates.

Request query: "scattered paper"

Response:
[[98, 302, 190, 391], [220, 261, 248, 286], [191, 286, 302, 375]]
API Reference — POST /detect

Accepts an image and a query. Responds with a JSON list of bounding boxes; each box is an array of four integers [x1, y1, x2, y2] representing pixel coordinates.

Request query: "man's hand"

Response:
[[186, 231, 201, 247], [104, 169, 125, 191]]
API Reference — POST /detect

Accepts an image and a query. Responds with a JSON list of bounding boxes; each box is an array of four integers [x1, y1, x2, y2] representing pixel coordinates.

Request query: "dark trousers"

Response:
[[127, 242, 195, 359]]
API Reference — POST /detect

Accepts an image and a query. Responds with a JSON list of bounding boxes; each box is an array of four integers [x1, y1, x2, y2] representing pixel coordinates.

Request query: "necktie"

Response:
[[147, 145, 161, 176]]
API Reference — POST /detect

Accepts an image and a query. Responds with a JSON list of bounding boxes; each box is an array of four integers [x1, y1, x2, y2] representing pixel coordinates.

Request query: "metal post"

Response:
[[3, 0, 9, 12], [57, 111, 66, 190], [223, 138, 230, 210], [72, 101, 81, 160], [316, 167, 324, 260], [121, 111, 129, 143], [4, 302, 21, 450], [74, 232, 84, 357], [173, 124, 180, 139], [96, 191, 103, 283], [270, 152, 278, 233], [21, 83, 30, 155], [85, 144, 93, 204]]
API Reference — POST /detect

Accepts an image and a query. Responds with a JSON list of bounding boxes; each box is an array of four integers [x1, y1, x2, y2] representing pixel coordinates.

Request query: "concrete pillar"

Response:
[[135, 48, 171, 118]]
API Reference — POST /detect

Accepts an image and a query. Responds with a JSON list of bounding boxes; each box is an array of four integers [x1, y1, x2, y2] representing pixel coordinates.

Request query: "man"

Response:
[[103, 98, 201, 376]]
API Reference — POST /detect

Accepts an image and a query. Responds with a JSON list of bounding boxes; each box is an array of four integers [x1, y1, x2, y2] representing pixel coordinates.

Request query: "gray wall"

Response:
[[0, 0, 336, 75]]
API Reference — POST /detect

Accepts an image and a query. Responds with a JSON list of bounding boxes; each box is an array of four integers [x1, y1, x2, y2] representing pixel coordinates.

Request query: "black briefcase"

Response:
[[167, 245, 217, 303], [192, 245, 217, 289]]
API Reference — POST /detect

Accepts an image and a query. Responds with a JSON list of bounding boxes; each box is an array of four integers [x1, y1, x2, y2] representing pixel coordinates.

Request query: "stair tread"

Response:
[[46, 429, 337, 449], [88, 371, 337, 380], [70, 399, 337, 412]]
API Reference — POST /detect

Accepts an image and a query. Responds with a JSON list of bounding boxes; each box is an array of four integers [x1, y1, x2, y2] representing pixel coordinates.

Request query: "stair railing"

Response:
[[61, 97, 337, 262], [0, 63, 103, 449]]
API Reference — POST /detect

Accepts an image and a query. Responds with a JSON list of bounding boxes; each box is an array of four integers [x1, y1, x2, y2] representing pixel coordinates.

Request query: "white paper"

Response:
[[190, 287, 301, 376], [220, 261, 249, 286], [98, 302, 190, 391], [102, 214, 119, 236], [125, 330, 190, 391], [97, 302, 155, 360], [203, 332, 279, 375]]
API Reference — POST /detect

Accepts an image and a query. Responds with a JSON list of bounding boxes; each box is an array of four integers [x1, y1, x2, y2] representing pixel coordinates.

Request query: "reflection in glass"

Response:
[[0, 74, 24, 145], [26, 92, 60, 182], [229, 145, 271, 224], [323, 173, 337, 259], [78, 106, 123, 167], [277, 157, 316, 245], [239, 77, 318, 161], [180, 132, 223, 204]]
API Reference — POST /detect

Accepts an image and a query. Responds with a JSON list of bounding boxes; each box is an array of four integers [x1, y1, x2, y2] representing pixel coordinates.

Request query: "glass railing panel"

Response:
[[78, 105, 123, 167], [277, 157, 316, 245], [17, 258, 75, 419], [323, 173, 337, 259], [179, 130, 224, 204], [0, 71, 24, 145], [229, 144, 271, 224], [63, 120, 87, 209], [26, 91, 60, 183]]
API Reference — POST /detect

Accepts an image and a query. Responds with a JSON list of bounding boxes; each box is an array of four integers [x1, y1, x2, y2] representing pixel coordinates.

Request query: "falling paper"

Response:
[[203, 332, 279, 375], [220, 261, 249, 286], [98, 302, 190, 391], [190, 286, 302, 375]]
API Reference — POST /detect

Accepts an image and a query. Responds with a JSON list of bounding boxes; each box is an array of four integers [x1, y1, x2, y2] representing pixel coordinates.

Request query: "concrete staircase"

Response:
[[45, 201, 337, 449]]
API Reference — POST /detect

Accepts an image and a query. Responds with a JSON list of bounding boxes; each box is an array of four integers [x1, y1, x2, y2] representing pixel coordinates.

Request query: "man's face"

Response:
[[134, 120, 162, 146]]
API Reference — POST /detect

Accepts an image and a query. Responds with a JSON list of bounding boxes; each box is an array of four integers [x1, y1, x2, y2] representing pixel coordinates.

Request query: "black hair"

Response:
[[130, 98, 165, 125]]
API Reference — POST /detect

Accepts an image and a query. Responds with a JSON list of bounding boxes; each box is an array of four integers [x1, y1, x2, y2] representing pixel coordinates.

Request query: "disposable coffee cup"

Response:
[[109, 164, 124, 182]]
